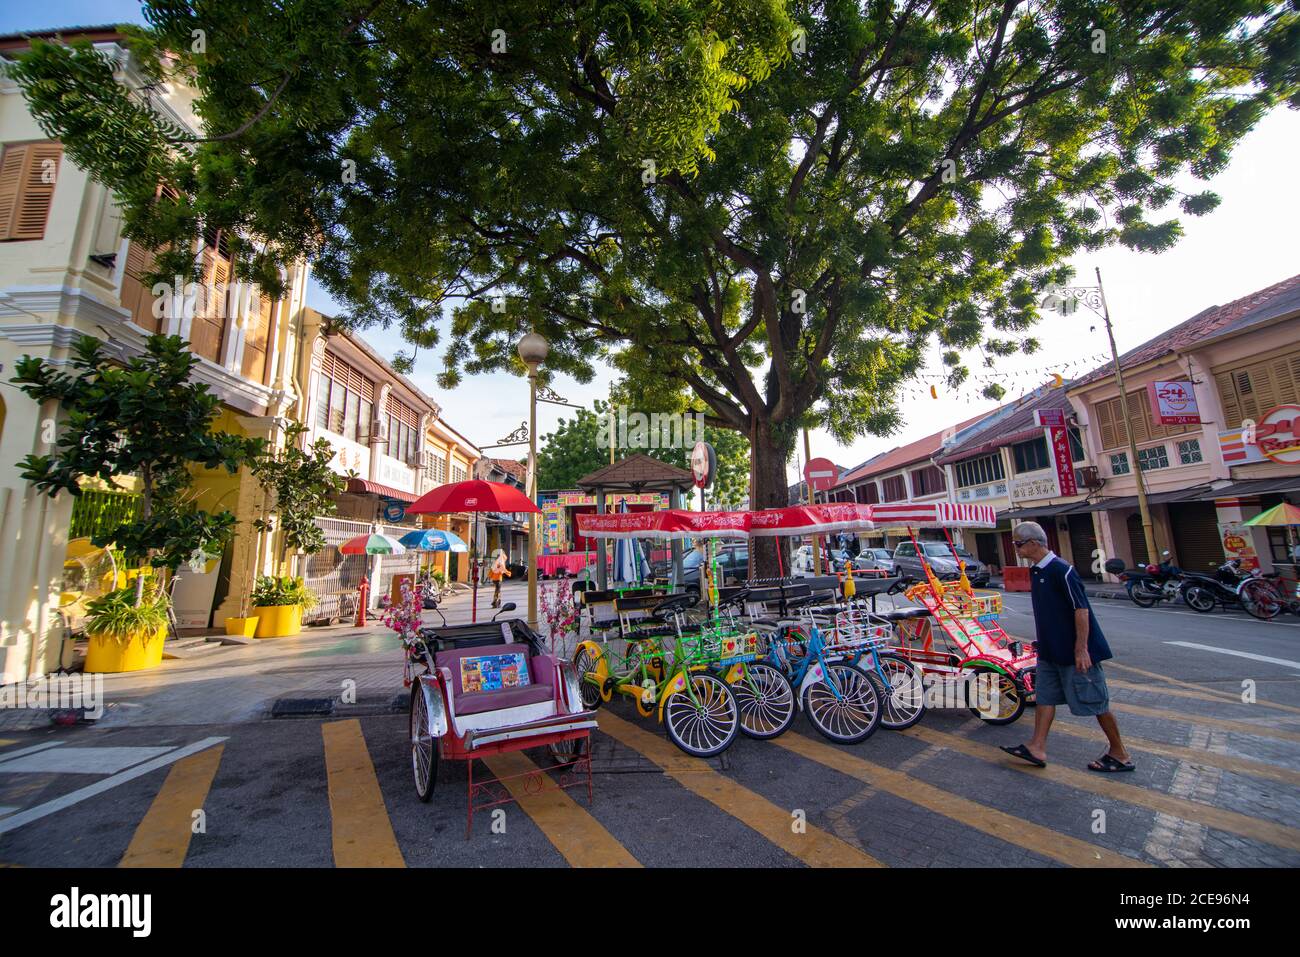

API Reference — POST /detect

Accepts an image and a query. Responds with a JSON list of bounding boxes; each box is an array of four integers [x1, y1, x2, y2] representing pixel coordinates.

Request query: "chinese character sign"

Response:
[[1050, 426, 1078, 497]]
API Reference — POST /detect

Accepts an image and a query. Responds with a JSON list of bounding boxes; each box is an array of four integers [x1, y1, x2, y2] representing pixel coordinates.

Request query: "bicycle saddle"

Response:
[[879, 607, 931, 621], [652, 594, 695, 617]]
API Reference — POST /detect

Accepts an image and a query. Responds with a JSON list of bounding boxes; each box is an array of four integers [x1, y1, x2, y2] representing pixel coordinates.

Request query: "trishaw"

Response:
[[398, 593, 599, 836], [869, 503, 1036, 725]]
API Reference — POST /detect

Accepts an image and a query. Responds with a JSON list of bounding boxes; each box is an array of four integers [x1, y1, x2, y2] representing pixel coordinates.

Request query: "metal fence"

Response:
[[301, 517, 426, 622], [69, 489, 140, 541], [302, 516, 372, 623]]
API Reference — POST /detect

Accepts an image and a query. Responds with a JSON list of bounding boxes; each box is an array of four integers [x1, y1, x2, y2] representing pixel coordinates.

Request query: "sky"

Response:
[[6, 4, 1299, 481]]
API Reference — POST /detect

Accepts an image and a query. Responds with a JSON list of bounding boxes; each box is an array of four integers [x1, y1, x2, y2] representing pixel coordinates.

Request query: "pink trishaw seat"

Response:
[[435, 643, 558, 716]]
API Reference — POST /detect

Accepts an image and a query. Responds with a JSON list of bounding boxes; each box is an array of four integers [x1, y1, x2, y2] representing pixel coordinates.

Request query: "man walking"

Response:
[[999, 521, 1134, 772]]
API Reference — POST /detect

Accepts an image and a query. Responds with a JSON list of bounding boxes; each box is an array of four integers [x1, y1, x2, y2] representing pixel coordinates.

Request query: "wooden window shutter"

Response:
[[1095, 399, 1117, 451], [121, 240, 162, 332], [1271, 351, 1299, 406], [0, 142, 62, 241], [1216, 370, 1242, 429]]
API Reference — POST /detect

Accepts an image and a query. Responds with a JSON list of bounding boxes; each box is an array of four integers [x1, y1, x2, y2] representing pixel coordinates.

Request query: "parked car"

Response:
[[791, 544, 854, 577], [893, 540, 990, 586], [855, 547, 897, 574], [641, 543, 749, 591]]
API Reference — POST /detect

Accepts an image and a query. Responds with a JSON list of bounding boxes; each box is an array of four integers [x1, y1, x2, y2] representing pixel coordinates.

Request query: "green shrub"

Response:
[[252, 575, 318, 609], [84, 580, 169, 643]]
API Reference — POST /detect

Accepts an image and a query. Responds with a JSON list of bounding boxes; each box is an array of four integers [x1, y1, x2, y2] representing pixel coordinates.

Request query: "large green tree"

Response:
[[15, 1, 1298, 575], [538, 399, 750, 507]]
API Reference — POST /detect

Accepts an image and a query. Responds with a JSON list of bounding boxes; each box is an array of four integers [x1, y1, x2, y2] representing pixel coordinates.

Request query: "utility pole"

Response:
[[804, 427, 822, 576], [1043, 269, 1158, 561]]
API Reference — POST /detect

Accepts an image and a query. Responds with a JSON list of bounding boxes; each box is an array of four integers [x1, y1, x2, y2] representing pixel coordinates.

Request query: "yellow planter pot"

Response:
[[84, 625, 166, 673], [252, 604, 302, 638], [224, 616, 259, 638]]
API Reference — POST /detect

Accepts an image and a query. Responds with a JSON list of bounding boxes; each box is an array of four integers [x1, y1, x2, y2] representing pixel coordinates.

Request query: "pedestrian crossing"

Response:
[[1, 661, 1298, 868]]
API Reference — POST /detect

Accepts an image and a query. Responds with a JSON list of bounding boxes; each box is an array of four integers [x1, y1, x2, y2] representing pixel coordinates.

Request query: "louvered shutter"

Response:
[[1216, 370, 1242, 429], [240, 290, 274, 382], [0, 145, 27, 239], [120, 240, 163, 332], [1095, 399, 1117, 450], [12, 142, 61, 239]]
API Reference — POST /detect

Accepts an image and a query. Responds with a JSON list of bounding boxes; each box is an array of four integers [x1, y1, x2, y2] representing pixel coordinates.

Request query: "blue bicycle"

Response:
[[754, 614, 882, 743]]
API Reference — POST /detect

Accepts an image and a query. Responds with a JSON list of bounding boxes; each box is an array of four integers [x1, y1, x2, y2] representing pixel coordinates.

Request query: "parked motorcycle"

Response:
[[1105, 553, 1183, 608], [1180, 558, 1252, 614]]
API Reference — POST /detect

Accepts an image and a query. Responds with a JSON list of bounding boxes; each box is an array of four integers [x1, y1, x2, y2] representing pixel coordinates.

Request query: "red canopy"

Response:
[[407, 479, 541, 515], [575, 501, 996, 539]]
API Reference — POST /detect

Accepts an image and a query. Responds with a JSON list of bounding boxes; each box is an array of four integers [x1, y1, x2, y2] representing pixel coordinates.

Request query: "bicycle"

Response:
[[1239, 571, 1300, 620]]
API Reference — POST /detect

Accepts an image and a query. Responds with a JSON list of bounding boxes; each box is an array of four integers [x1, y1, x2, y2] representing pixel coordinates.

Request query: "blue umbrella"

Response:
[[399, 528, 468, 552], [612, 500, 649, 585]]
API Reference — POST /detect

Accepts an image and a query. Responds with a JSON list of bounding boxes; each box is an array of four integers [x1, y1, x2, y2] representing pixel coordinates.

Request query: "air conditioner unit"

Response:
[[1077, 466, 1103, 489]]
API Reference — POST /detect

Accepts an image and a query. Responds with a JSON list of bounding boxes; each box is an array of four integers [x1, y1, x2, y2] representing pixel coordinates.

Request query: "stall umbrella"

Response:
[[407, 480, 542, 622], [398, 528, 468, 593], [1243, 501, 1300, 566]]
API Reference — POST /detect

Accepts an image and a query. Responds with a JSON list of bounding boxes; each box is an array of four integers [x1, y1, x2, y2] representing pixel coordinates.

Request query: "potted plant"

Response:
[[250, 575, 317, 638], [82, 579, 171, 673], [14, 334, 261, 671]]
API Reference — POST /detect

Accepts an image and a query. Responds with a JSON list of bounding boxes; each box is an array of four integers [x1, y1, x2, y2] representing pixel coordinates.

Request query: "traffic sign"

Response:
[[804, 457, 838, 492]]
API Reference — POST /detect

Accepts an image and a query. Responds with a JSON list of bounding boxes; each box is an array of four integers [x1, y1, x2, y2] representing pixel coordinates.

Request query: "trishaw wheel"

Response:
[[547, 735, 589, 767], [966, 669, 1026, 725], [572, 647, 604, 710], [410, 685, 439, 802], [731, 663, 796, 740], [802, 662, 881, 744], [663, 673, 739, 758], [872, 654, 926, 731]]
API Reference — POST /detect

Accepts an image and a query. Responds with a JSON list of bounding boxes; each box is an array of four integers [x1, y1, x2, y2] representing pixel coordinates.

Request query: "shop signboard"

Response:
[[1146, 380, 1201, 425], [1010, 473, 1060, 502], [1218, 521, 1260, 572], [1250, 405, 1300, 465], [1049, 424, 1078, 497]]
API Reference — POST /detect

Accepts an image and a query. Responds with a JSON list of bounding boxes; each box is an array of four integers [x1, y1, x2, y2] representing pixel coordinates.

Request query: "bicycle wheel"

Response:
[[802, 662, 881, 744], [871, 653, 926, 730], [966, 669, 1026, 725], [1240, 579, 1281, 621], [572, 647, 604, 710], [663, 672, 739, 758], [730, 663, 796, 740], [409, 685, 438, 802]]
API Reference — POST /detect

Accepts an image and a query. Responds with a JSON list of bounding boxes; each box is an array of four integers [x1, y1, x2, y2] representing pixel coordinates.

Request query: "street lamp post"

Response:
[[517, 331, 549, 629], [1042, 268, 1158, 562]]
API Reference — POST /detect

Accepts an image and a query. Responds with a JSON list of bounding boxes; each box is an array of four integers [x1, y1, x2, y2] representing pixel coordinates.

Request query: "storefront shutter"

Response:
[[1126, 512, 1150, 567], [1068, 513, 1099, 580], [1169, 501, 1225, 575]]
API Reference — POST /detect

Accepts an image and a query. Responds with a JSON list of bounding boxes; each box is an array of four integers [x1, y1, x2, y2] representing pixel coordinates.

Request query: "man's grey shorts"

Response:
[[1034, 660, 1110, 716]]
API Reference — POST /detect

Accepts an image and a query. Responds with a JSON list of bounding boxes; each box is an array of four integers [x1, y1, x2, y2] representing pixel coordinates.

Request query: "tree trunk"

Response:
[[748, 422, 795, 579]]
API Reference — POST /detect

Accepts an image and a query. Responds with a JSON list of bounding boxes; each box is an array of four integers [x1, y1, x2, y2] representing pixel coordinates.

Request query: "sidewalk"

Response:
[[1, 580, 543, 732]]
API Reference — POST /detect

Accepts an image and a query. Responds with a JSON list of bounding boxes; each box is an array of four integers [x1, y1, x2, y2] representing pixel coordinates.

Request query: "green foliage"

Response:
[[251, 423, 348, 559], [84, 580, 170, 642], [537, 399, 750, 508], [251, 575, 317, 609], [16, 0, 1297, 533], [11, 334, 263, 573]]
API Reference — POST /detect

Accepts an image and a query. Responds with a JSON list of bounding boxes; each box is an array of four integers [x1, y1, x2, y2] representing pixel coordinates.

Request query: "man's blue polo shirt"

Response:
[[1028, 552, 1112, 667]]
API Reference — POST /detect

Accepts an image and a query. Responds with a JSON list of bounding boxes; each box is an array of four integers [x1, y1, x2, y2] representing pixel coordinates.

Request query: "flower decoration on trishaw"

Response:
[[385, 480, 1033, 837]]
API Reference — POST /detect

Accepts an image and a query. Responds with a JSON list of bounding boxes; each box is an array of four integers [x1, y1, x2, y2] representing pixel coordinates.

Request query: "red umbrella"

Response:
[[407, 480, 540, 622], [408, 479, 540, 516]]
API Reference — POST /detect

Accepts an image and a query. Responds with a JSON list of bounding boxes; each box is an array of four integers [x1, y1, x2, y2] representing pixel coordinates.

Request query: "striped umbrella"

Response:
[[340, 532, 407, 555], [398, 528, 468, 552]]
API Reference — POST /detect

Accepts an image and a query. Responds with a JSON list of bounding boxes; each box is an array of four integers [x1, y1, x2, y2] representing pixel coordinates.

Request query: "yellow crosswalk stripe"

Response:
[[119, 745, 224, 867], [322, 720, 405, 868], [1044, 719, 1300, 787], [774, 732, 1146, 868], [901, 725, 1300, 853], [596, 711, 880, 867], [481, 752, 640, 867], [1110, 701, 1300, 744]]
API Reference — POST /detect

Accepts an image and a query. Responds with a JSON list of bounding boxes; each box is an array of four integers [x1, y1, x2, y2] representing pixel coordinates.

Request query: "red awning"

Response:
[[345, 478, 418, 503]]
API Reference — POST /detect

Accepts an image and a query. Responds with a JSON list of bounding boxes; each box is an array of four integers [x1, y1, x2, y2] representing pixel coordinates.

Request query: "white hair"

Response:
[[1013, 521, 1049, 546]]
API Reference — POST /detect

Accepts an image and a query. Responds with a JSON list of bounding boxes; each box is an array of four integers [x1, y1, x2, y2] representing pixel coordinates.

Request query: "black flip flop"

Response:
[[1088, 754, 1135, 773], [999, 744, 1046, 768]]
